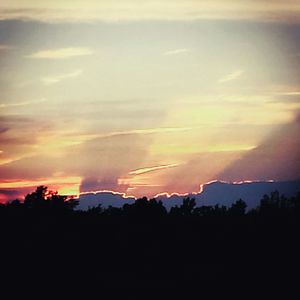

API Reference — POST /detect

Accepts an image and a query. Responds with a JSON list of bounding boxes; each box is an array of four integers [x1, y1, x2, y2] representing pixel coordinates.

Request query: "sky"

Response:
[[0, 1, 300, 201]]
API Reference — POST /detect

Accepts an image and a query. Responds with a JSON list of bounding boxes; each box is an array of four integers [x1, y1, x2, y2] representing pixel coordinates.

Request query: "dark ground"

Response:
[[1, 189, 300, 297]]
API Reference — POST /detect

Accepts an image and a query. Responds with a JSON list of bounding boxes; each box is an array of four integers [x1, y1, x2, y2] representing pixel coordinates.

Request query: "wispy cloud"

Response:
[[0, 98, 46, 109], [129, 164, 180, 176], [59, 127, 193, 145], [41, 70, 82, 85], [27, 47, 94, 59], [269, 91, 300, 105], [1, 1, 300, 23], [218, 70, 244, 83], [163, 48, 190, 56], [97, 127, 193, 139], [277, 91, 300, 96], [0, 44, 13, 51]]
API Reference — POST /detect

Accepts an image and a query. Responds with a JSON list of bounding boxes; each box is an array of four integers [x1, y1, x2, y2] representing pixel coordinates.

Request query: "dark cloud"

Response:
[[163, 180, 300, 210], [0, 127, 9, 134], [0, 115, 34, 124], [77, 180, 300, 211], [0, 186, 34, 203], [0, 131, 151, 194], [78, 191, 135, 210], [68, 133, 150, 192], [149, 151, 241, 196], [218, 117, 300, 182], [0, 155, 58, 180], [80, 177, 129, 193]]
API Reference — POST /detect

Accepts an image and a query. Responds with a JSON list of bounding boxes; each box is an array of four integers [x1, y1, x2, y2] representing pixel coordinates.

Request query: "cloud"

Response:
[[0, 44, 13, 51], [278, 92, 300, 96], [74, 134, 148, 192], [217, 116, 300, 182], [70, 127, 192, 141], [27, 47, 94, 59], [80, 177, 129, 193], [78, 191, 135, 210], [1, 1, 300, 23], [0, 187, 33, 203], [218, 70, 244, 83], [0, 98, 46, 108], [269, 92, 300, 104], [77, 180, 300, 211], [41, 70, 82, 85], [129, 164, 180, 175], [155, 180, 300, 210], [163, 48, 190, 56], [0, 176, 80, 189], [0, 130, 149, 196]]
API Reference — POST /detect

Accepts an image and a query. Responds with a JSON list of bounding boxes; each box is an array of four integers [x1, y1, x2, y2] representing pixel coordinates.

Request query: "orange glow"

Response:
[[0, 177, 81, 202], [0, 177, 81, 189], [57, 184, 80, 196]]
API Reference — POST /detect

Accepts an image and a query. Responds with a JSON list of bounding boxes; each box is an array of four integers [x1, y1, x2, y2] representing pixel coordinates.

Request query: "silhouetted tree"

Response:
[[122, 197, 167, 220], [228, 199, 247, 216], [176, 197, 196, 216], [24, 185, 48, 209], [87, 204, 103, 215], [22, 186, 78, 213]]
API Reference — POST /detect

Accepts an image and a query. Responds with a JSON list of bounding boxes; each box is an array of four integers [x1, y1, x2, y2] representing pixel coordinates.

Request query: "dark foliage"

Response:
[[1, 186, 300, 295]]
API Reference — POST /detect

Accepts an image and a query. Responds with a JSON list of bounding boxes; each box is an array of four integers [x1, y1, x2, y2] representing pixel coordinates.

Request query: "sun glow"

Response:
[[0, 177, 81, 193]]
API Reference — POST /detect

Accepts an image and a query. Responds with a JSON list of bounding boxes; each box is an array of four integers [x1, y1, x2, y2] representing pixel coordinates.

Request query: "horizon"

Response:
[[1, 1, 300, 202], [3, 178, 300, 206]]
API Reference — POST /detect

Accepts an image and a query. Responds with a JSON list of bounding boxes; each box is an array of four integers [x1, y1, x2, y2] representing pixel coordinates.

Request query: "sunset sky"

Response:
[[1, 1, 300, 201]]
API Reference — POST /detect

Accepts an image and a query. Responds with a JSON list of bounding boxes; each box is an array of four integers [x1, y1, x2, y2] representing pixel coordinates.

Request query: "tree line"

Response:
[[1, 185, 300, 219], [1, 186, 299, 293]]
